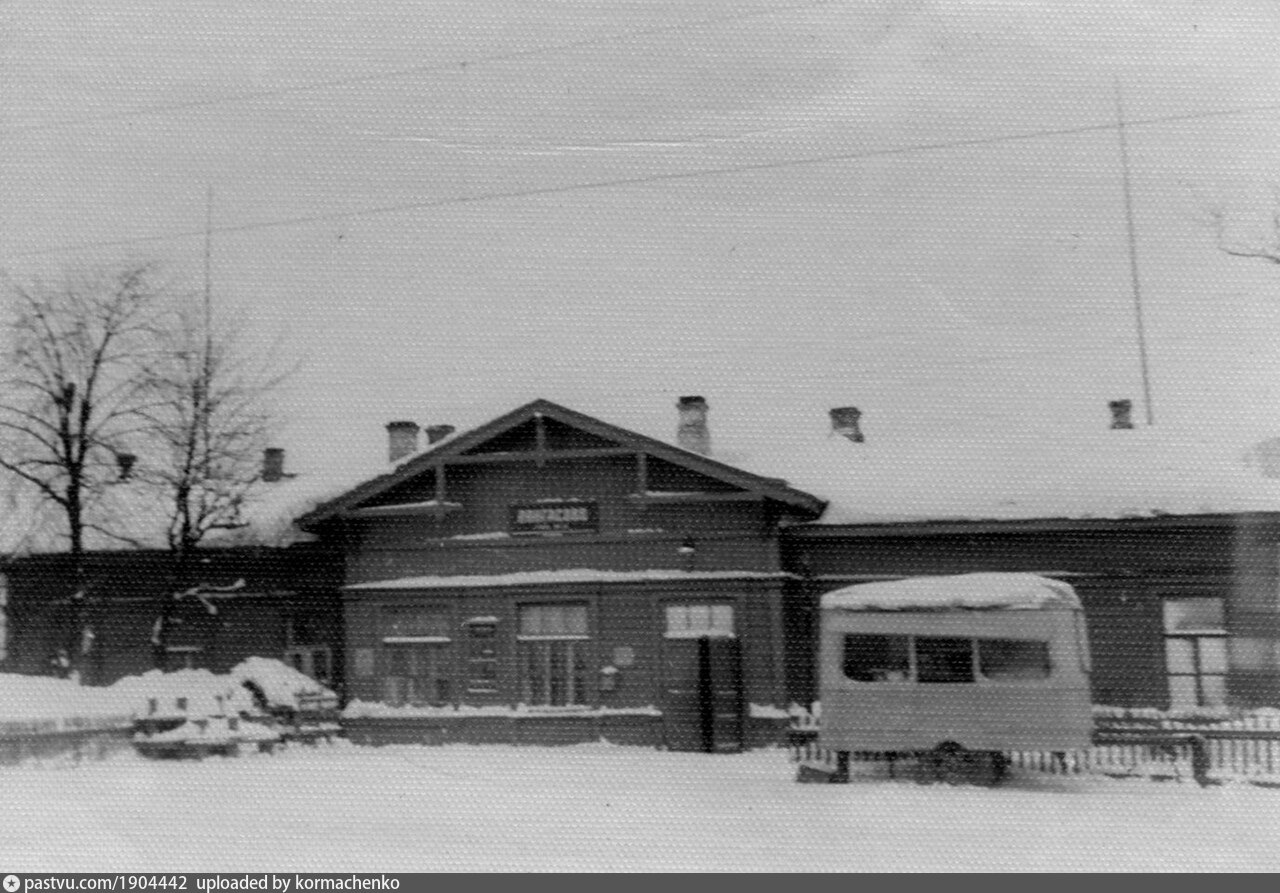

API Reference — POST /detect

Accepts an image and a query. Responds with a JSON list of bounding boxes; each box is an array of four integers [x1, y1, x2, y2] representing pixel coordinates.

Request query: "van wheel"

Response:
[[930, 742, 965, 784], [928, 743, 1006, 786]]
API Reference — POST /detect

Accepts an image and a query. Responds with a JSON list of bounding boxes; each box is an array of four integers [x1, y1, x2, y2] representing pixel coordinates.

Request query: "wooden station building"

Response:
[[6, 395, 1280, 750]]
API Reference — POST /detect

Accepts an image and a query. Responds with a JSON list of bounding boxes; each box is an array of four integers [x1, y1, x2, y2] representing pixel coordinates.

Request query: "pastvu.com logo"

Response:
[[4, 874, 20, 892]]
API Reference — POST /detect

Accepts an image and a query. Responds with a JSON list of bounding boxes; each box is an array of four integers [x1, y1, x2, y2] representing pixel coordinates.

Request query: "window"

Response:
[[977, 639, 1051, 680], [383, 643, 451, 707], [841, 634, 1051, 684], [842, 634, 910, 682], [665, 603, 734, 638], [381, 605, 452, 707], [382, 605, 450, 640], [1164, 597, 1228, 708], [915, 636, 975, 683], [518, 603, 588, 706]]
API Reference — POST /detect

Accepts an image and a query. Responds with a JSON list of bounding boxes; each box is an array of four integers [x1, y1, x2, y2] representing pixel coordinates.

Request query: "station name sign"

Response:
[[509, 501, 598, 535]]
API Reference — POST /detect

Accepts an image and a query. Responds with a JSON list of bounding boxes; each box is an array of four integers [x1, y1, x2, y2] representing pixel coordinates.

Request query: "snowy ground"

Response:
[[3, 743, 1279, 872]]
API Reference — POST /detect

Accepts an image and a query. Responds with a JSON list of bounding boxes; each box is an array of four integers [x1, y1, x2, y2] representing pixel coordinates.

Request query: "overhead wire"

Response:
[[10, 100, 1280, 259], [0, 0, 844, 138]]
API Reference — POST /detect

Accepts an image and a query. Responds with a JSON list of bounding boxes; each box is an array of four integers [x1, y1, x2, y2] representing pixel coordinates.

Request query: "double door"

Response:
[[662, 636, 743, 753]]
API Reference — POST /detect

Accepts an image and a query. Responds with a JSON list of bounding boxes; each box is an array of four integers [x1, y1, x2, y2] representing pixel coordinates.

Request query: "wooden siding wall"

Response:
[[341, 453, 781, 586], [783, 520, 1280, 709], [343, 580, 786, 713]]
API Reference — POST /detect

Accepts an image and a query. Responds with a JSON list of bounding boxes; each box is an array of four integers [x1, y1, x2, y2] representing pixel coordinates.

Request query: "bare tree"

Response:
[[0, 262, 165, 678], [1207, 188, 1280, 266], [138, 301, 289, 664]]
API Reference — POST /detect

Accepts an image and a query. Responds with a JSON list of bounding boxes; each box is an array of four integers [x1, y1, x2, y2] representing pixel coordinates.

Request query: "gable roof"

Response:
[[296, 398, 826, 529]]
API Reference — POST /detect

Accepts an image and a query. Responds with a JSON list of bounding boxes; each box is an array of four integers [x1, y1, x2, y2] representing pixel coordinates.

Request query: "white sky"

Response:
[[5, 0, 1280, 475]]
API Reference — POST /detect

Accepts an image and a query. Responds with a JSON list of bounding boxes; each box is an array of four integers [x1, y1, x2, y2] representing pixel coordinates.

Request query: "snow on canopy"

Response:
[[346, 568, 790, 590], [821, 573, 1082, 611]]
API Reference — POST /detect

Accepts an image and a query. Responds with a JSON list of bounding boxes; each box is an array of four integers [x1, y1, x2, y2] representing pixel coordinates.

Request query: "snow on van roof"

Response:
[[820, 573, 1081, 611]]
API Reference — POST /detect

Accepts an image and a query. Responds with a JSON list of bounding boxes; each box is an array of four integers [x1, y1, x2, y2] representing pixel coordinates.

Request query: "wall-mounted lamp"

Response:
[[678, 537, 696, 556], [599, 665, 619, 692]]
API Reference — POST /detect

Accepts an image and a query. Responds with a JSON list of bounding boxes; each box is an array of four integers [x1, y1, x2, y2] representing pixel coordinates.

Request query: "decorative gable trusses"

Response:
[[296, 399, 825, 530]]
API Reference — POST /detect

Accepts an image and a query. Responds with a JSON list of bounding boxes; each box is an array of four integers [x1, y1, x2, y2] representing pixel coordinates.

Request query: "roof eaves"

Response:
[[300, 399, 826, 528]]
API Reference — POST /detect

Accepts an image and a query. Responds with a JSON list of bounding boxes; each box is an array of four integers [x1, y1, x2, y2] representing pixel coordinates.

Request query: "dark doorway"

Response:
[[662, 636, 743, 752]]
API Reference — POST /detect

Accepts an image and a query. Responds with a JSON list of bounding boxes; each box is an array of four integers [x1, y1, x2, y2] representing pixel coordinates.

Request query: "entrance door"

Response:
[[662, 636, 744, 752]]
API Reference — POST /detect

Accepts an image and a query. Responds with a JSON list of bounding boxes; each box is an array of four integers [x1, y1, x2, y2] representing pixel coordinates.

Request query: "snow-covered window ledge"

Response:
[[663, 630, 736, 640], [514, 705, 595, 716]]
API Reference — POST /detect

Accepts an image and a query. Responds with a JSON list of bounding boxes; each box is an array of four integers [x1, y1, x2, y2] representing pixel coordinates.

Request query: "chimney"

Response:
[[262, 447, 285, 483], [426, 424, 455, 445], [115, 452, 137, 482], [829, 406, 864, 443], [1108, 400, 1134, 430], [386, 420, 420, 463], [676, 396, 710, 455]]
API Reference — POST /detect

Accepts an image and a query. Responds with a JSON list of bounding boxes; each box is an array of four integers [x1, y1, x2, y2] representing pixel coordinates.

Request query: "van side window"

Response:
[[978, 638, 1051, 680], [914, 636, 975, 683], [842, 634, 910, 682]]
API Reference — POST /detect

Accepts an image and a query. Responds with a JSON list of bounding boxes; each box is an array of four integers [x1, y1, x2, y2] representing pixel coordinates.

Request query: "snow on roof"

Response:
[[347, 568, 792, 590], [726, 426, 1280, 523], [7, 402, 1280, 558], [821, 573, 1082, 611]]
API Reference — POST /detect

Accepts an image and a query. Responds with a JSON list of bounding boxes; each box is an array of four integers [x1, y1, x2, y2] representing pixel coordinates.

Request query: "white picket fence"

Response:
[[788, 706, 1280, 786]]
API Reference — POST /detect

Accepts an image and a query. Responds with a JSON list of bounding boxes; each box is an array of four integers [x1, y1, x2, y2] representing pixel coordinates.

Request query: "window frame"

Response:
[[517, 601, 591, 708], [382, 640, 453, 707], [379, 602, 454, 707], [1162, 596, 1229, 709], [840, 633, 1054, 685], [663, 601, 736, 639]]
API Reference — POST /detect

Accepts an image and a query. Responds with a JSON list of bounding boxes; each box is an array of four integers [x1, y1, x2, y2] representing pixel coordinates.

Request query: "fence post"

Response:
[[834, 751, 850, 784], [1190, 735, 1211, 787]]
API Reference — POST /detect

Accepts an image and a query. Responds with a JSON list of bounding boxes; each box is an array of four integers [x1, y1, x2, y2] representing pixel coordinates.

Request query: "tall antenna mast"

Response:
[[1114, 77, 1155, 426], [203, 185, 214, 367]]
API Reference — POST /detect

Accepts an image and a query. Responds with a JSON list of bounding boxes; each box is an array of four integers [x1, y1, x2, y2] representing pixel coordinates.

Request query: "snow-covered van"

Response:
[[818, 573, 1092, 772]]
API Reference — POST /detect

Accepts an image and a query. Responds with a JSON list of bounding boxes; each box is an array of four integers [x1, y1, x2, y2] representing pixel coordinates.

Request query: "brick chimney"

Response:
[[386, 420, 421, 463], [1109, 400, 1134, 430], [426, 424, 455, 445], [261, 448, 286, 483], [676, 396, 710, 455], [829, 406, 864, 443]]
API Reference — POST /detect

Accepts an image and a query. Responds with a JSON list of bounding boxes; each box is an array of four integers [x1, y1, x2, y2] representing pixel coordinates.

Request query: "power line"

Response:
[[0, 0, 842, 139], [11, 101, 1280, 260]]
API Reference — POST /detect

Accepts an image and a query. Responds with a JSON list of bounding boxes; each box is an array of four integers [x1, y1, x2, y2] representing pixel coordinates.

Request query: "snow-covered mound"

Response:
[[111, 669, 257, 720], [0, 673, 134, 733], [230, 657, 336, 712]]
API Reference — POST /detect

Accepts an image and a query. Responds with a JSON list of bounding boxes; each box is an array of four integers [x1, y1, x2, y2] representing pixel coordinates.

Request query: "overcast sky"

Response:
[[4, 0, 1280, 474]]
